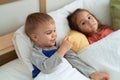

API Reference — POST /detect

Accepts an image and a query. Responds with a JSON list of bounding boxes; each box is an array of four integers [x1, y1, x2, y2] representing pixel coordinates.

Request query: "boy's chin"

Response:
[[50, 43, 56, 46]]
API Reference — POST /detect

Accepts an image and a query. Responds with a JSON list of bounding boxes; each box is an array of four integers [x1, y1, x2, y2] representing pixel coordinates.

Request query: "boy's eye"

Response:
[[46, 32, 51, 35], [54, 30, 56, 32]]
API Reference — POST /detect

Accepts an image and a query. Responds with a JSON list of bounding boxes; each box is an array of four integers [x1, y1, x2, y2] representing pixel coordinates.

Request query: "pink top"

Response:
[[87, 27, 114, 44]]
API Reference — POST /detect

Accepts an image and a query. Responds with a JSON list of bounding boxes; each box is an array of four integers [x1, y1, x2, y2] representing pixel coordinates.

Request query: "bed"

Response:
[[0, 0, 120, 80]]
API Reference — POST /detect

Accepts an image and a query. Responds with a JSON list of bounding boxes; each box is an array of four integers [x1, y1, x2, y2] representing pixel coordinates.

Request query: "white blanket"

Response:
[[34, 58, 90, 80], [78, 30, 120, 80]]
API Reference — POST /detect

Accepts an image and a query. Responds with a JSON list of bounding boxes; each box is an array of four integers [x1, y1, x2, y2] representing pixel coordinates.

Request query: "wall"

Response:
[[47, 0, 75, 12], [0, 0, 75, 36], [0, 0, 39, 36]]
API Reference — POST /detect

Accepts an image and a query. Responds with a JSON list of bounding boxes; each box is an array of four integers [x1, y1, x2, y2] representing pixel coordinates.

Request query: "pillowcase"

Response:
[[67, 30, 89, 53], [13, 0, 111, 72], [13, 26, 33, 71], [110, 0, 120, 30]]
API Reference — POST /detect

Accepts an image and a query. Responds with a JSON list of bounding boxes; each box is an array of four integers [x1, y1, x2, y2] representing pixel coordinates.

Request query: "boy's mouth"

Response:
[[51, 39, 56, 43]]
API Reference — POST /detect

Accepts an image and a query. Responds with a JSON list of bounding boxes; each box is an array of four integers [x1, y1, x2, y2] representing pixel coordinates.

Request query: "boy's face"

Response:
[[31, 23, 57, 48], [76, 11, 98, 34]]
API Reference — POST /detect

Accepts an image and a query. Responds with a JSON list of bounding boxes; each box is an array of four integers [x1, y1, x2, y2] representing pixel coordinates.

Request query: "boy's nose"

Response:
[[52, 33, 57, 38]]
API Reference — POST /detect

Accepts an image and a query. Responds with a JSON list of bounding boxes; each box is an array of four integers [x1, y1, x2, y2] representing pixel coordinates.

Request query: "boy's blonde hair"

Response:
[[25, 12, 54, 37]]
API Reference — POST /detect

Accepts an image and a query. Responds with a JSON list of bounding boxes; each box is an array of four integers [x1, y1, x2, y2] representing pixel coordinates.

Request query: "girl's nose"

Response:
[[88, 19, 93, 24]]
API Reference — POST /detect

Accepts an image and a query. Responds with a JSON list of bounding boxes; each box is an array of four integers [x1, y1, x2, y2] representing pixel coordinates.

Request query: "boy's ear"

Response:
[[30, 34, 38, 42]]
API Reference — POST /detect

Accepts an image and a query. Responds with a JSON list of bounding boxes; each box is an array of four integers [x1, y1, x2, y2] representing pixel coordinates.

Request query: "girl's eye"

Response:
[[82, 22, 85, 25], [88, 15, 93, 19], [88, 16, 91, 19]]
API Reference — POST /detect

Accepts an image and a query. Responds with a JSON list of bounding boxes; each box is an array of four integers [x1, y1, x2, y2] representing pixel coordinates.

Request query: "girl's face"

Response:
[[31, 23, 57, 48], [76, 11, 98, 35]]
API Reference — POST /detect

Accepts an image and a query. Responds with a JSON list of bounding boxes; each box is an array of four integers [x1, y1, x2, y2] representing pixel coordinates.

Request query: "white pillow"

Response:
[[13, 0, 111, 71], [13, 26, 33, 71]]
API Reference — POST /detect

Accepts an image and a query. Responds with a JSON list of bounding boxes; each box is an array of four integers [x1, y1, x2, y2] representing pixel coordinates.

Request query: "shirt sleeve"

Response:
[[64, 50, 96, 78], [31, 48, 62, 74], [87, 27, 114, 44]]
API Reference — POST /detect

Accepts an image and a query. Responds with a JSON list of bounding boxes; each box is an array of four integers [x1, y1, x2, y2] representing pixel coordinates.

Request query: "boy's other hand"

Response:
[[90, 72, 110, 80]]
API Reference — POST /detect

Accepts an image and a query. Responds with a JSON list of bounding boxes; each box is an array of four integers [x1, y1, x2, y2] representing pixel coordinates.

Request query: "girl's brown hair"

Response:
[[67, 8, 104, 33], [25, 12, 54, 37]]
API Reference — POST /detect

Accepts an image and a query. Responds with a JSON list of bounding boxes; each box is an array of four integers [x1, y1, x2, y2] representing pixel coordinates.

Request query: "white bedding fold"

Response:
[[34, 58, 90, 80]]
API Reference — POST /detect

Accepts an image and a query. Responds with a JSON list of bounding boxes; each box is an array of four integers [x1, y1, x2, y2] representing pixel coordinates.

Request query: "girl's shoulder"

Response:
[[101, 25, 115, 31]]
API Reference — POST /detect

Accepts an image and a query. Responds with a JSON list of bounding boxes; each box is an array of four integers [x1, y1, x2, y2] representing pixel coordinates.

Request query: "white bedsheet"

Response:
[[0, 58, 90, 80], [0, 59, 32, 80], [78, 30, 120, 80]]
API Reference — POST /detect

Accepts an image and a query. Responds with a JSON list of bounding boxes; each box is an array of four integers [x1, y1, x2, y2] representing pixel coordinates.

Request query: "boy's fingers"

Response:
[[65, 36, 68, 39], [63, 36, 68, 40]]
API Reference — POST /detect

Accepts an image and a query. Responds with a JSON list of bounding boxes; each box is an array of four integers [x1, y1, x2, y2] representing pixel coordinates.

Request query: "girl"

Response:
[[67, 8, 114, 44]]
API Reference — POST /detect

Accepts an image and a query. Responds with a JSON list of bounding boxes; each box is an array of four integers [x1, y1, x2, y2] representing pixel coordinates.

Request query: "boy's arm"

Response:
[[31, 48, 62, 74], [64, 50, 110, 80], [31, 37, 72, 74], [64, 50, 96, 77]]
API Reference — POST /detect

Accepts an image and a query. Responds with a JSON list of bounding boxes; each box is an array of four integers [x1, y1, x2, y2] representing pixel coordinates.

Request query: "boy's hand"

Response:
[[60, 37, 72, 51], [90, 72, 110, 80], [58, 36, 72, 57]]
